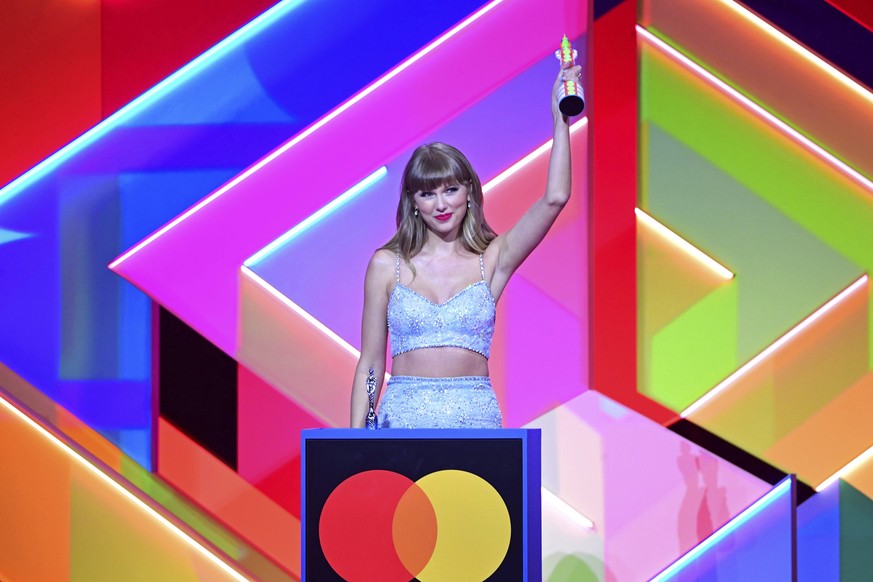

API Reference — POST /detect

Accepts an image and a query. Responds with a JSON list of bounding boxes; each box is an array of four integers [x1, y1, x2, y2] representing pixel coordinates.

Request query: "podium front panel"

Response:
[[302, 428, 541, 581]]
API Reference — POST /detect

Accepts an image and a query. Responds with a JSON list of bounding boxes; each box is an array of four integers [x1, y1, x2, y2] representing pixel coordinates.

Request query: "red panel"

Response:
[[158, 417, 300, 576], [590, 0, 674, 423], [237, 365, 326, 516], [100, 0, 279, 115], [826, 0, 873, 33], [0, 0, 102, 187], [0, 0, 279, 186]]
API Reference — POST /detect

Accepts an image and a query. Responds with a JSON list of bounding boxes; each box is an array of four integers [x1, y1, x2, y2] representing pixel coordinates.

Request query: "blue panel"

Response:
[[798, 483, 840, 582], [652, 476, 796, 581], [0, 0, 487, 467]]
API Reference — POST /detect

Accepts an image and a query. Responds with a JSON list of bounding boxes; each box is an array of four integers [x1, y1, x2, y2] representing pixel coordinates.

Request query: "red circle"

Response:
[[319, 470, 416, 581]]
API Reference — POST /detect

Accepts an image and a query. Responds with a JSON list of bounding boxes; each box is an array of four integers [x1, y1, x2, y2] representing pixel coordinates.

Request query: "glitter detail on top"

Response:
[[388, 253, 496, 358]]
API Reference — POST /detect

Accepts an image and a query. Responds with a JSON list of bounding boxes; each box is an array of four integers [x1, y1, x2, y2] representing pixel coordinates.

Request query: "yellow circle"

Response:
[[414, 470, 511, 581]]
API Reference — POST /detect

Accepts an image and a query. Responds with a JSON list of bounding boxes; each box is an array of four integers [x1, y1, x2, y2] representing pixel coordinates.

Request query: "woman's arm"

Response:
[[350, 250, 393, 427], [490, 62, 580, 294]]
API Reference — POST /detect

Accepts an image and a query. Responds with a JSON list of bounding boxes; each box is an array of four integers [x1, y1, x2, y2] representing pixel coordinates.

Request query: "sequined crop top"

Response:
[[388, 253, 496, 358]]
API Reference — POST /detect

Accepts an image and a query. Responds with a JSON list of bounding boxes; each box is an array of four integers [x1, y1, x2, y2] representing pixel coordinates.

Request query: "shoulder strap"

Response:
[[479, 254, 486, 281], [395, 252, 401, 283]]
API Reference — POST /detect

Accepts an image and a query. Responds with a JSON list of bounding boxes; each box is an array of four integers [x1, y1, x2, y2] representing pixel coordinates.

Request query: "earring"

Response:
[[414, 208, 419, 217], [467, 201, 471, 208]]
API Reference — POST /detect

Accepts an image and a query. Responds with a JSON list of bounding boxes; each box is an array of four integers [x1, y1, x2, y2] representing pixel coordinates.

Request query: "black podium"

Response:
[[302, 428, 541, 581]]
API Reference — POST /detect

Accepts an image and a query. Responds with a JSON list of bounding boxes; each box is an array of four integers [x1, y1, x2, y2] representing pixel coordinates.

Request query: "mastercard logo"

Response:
[[318, 469, 512, 581]]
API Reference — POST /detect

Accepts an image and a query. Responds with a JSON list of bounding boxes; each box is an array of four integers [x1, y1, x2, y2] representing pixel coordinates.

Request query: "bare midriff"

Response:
[[391, 346, 489, 378]]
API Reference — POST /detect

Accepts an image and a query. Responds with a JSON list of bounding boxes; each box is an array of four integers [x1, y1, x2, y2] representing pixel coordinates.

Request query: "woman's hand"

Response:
[[552, 61, 583, 125]]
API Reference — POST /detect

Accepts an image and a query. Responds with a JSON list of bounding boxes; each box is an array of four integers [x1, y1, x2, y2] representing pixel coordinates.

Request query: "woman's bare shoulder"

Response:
[[366, 249, 397, 284]]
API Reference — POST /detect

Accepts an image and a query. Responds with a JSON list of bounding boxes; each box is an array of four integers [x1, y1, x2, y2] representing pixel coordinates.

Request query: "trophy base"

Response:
[[559, 95, 585, 117]]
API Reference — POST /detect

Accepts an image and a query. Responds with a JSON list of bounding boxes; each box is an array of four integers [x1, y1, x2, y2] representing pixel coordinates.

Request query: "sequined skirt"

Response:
[[377, 376, 503, 429]]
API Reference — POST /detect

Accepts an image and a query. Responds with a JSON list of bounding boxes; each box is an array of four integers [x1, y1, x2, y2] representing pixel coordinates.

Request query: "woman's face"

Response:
[[413, 182, 469, 235]]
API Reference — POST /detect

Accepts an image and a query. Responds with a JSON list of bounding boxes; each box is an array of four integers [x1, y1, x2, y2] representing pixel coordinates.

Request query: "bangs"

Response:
[[405, 148, 470, 194]]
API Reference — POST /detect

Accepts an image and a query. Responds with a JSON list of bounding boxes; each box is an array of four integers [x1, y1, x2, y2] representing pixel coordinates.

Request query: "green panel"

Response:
[[643, 124, 861, 363], [840, 480, 873, 580], [648, 284, 737, 410], [640, 47, 873, 366], [546, 554, 602, 582]]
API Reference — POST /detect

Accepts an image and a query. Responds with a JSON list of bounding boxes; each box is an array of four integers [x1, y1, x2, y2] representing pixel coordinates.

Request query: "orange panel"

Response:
[[0, 362, 125, 473], [238, 268, 357, 428], [0, 401, 71, 581], [641, 0, 873, 180], [688, 279, 869, 460], [766, 373, 873, 486], [845, 459, 873, 500]]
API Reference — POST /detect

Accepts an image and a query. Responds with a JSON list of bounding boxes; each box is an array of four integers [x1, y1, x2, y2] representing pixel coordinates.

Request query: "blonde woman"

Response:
[[350, 60, 580, 428]]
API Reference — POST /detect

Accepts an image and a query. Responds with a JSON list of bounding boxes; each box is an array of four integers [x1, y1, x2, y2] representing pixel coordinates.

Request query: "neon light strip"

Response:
[[0, 393, 249, 581], [109, 0, 508, 269], [244, 166, 388, 267], [682, 274, 868, 417], [241, 266, 360, 359], [637, 27, 873, 195], [816, 443, 873, 492], [0, 0, 310, 210], [650, 477, 792, 581], [541, 487, 595, 531], [239, 119, 586, 356], [722, 0, 873, 105], [635, 208, 734, 280], [483, 118, 587, 193]]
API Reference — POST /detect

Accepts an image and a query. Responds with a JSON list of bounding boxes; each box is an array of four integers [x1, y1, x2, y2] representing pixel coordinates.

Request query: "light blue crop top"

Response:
[[387, 253, 496, 358]]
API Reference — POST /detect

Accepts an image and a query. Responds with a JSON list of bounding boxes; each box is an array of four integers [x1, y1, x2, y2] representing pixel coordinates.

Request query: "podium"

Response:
[[302, 428, 541, 581]]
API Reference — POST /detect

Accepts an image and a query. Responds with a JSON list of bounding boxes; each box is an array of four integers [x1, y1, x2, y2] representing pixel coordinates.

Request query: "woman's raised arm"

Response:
[[490, 62, 580, 295]]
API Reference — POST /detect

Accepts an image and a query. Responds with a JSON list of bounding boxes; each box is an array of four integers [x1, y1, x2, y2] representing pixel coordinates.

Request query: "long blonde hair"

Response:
[[380, 143, 497, 268]]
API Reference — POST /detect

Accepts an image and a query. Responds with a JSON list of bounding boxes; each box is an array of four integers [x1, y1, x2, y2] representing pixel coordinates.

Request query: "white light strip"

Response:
[[722, 0, 873, 105], [541, 487, 595, 531], [0, 0, 310, 209], [110, 0, 508, 270], [241, 265, 360, 359], [635, 208, 734, 280], [483, 118, 588, 193], [239, 118, 587, 362], [244, 166, 388, 267], [651, 478, 792, 581], [238, 115, 590, 373], [682, 274, 869, 418], [816, 443, 873, 492], [637, 26, 873, 195], [0, 394, 249, 581]]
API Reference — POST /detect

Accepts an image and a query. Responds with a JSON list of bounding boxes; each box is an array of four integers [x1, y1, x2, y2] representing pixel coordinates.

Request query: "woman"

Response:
[[350, 60, 580, 428]]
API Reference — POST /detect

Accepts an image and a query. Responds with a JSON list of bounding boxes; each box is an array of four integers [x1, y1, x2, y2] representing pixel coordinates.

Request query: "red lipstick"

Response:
[[435, 213, 452, 221]]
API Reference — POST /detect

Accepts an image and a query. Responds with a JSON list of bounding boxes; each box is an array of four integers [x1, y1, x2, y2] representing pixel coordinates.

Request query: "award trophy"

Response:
[[365, 367, 378, 429], [556, 35, 585, 116]]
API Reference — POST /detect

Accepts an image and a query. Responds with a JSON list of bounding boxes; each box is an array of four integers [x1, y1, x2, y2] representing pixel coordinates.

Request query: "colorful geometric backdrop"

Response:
[[0, 0, 871, 580]]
